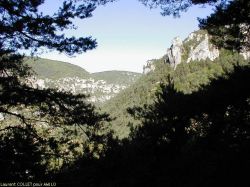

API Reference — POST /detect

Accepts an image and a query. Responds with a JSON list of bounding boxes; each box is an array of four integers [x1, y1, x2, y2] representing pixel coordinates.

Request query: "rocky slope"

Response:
[[165, 30, 220, 69], [144, 30, 249, 73], [104, 30, 250, 138], [143, 60, 156, 74], [25, 58, 141, 103]]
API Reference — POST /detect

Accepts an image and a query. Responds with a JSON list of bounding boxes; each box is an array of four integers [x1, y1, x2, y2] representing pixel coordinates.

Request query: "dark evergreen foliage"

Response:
[[138, 0, 221, 16], [0, 0, 115, 55], [199, 0, 250, 51], [64, 65, 250, 187], [139, 0, 249, 52], [0, 0, 113, 180], [0, 0, 249, 185]]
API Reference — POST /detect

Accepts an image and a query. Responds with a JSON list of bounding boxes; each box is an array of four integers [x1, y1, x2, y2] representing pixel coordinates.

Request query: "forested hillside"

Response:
[[73, 29, 250, 186], [103, 31, 250, 138], [25, 58, 141, 103], [1, 0, 250, 186], [26, 57, 91, 79]]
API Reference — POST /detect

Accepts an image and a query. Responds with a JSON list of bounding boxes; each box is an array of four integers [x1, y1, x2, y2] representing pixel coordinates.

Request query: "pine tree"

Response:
[[0, 0, 113, 179]]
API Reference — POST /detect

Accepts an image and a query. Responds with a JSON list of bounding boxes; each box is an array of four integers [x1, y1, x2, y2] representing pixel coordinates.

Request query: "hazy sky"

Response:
[[40, 0, 213, 73]]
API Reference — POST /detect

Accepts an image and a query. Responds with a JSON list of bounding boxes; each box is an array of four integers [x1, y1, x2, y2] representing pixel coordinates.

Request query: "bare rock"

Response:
[[143, 60, 155, 74], [166, 37, 183, 69], [187, 34, 219, 63]]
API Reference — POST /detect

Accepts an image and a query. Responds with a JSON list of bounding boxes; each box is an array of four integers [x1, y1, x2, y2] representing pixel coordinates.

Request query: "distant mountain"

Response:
[[92, 71, 141, 85], [26, 57, 90, 79], [103, 30, 250, 138], [22, 30, 250, 138], [25, 58, 141, 103]]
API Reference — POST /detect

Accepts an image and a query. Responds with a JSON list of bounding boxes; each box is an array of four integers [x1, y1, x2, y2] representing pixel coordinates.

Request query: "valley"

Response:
[[22, 30, 250, 139], [1, 0, 250, 185], [25, 58, 141, 104]]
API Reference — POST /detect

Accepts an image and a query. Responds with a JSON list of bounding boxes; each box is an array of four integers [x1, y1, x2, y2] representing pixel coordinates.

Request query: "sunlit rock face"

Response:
[[28, 77, 130, 103], [166, 37, 183, 69], [165, 31, 220, 68], [26, 71, 141, 104], [186, 33, 219, 63], [143, 60, 155, 74], [165, 30, 250, 69]]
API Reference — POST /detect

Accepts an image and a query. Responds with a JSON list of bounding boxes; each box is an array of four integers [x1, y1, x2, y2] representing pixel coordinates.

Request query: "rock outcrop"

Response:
[[165, 31, 220, 68], [186, 33, 219, 63], [165, 30, 250, 69], [24, 58, 141, 104], [28, 75, 139, 103], [166, 37, 183, 69], [143, 60, 155, 74]]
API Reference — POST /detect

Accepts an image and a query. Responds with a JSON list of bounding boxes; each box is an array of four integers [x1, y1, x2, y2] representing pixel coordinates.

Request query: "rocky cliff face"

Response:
[[186, 32, 219, 63], [166, 37, 183, 69], [24, 58, 141, 104], [143, 30, 250, 73], [164, 30, 250, 69], [143, 60, 155, 74], [165, 31, 220, 68], [240, 48, 250, 59], [30, 74, 140, 103]]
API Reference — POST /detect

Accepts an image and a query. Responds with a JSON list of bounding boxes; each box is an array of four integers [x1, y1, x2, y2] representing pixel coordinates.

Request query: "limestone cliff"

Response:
[[165, 30, 249, 69], [165, 30, 220, 68], [143, 60, 156, 74], [25, 58, 141, 104], [166, 37, 183, 69], [186, 33, 219, 63]]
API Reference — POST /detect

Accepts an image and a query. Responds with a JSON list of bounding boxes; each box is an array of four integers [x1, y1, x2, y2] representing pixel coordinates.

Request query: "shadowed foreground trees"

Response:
[[199, 0, 250, 51], [1, 0, 249, 184], [139, 0, 220, 17], [61, 65, 250, 186], [0, 47, 111, 181], [0, 0, 114, 180]]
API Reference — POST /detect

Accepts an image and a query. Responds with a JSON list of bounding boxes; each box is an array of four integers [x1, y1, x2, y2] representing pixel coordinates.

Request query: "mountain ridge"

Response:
[[25, 57, 90, 79], [25, 57, 142, 103], [103, 30, 250, 138]]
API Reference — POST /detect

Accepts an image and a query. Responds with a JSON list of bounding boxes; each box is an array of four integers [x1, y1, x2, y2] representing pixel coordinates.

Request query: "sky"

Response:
[[40, 0, 213, 73]]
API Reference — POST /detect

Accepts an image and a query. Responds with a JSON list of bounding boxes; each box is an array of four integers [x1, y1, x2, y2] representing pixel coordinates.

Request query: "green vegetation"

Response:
[[101, 57, 170, 137], [1, 0, 250, 185], [25, 57, 141, 86], [0, 0, 114, 180], [92, 65, 250, 187], [181, 30, 208, 62], [103, 49, 249, 138], [55, 52, 250, 186], [25, 57, 90, 80], [93, 71, 141, 85]]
